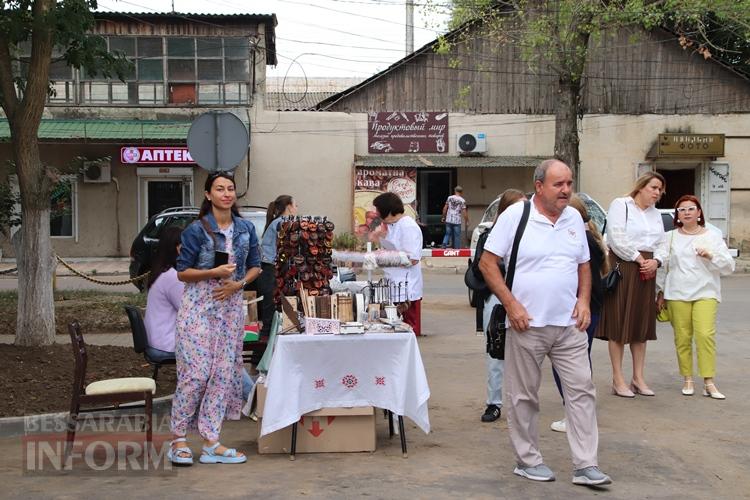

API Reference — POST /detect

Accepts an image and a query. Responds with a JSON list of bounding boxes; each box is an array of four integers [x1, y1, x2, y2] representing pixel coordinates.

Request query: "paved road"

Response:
[[0, 274, 748, 499]]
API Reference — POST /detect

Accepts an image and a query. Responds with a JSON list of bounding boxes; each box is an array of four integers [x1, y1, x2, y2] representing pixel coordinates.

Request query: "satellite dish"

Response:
[[187, 112, 250, 172]]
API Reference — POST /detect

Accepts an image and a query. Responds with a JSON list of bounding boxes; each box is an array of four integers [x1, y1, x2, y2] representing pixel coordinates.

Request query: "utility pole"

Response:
[[405, 0, 414, 55]]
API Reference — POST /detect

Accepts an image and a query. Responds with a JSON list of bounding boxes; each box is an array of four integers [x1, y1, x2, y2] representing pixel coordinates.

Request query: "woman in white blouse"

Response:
[[369, 192, 424, 336], [656, 195, 734, 399], [597, 172, 667, 398]]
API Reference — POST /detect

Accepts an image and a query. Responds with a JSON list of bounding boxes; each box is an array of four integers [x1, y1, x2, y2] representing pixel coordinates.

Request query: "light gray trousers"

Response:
[[504, 325, 599, 469]]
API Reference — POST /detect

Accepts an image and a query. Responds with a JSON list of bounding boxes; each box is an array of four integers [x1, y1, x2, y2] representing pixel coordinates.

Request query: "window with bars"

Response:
[[16, 35, 254, 106]]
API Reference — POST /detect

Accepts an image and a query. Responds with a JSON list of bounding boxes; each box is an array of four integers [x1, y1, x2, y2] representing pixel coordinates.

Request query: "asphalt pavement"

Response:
[[0, 272, 748, 498]]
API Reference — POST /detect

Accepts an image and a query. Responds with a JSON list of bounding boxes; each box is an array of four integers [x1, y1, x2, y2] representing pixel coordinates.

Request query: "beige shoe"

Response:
[[703, 383, 726, 400]]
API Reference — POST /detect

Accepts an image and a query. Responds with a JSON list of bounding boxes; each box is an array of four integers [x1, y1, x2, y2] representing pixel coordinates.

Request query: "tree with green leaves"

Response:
[[443, 0, 750, 176], [0, 0, 128, 345]]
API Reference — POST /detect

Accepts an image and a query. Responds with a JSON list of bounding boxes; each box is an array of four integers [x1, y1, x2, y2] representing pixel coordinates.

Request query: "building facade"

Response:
[[1, 12, 277, 257]]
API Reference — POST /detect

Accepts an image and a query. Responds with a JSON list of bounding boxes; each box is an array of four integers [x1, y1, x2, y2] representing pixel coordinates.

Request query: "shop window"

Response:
[[49, 60, 72, 80], [169, 83, 196, 104], [198, 60, 222, 81], [198, 84, 222, 104], [137, 37, 162, 58], [223, 38, 247, 58], [110, 37, 135, 57], [44, 35, 253, 105], [197, 38, 222, 57], [225, 59, 249, 81], [82, 82, 110, 103], [111, 83, 129, 103], [138, 59, 163, 81], [50, 177, 76, 238], [138, 84, 164, 104], [168, 38, 195, 58], [48, 82, 74, 103], [167, 59, 195, 81]]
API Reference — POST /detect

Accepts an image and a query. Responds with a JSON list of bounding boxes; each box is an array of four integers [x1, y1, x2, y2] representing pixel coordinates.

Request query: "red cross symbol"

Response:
[[375, 376, 386, 386], [314, 379, 325, 389]]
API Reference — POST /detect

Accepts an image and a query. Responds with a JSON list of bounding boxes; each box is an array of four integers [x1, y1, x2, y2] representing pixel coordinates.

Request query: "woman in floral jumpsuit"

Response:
[[168, 172, 260, 465]]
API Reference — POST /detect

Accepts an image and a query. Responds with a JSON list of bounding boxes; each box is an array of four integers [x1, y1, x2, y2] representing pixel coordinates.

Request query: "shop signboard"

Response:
[[367, 112, 448, 154], [657, 134, 725, 157], [120, 146, 196, 164], [354, 167, 417, 236]]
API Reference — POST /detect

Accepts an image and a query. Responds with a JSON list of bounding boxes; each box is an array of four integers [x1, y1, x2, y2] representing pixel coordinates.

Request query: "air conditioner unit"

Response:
[[83, 161, 111, 183], [456, 132, 487, 154]]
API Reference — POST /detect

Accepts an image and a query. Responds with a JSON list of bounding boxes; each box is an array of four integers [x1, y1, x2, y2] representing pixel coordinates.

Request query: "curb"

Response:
[[0, 394, 173, 439]]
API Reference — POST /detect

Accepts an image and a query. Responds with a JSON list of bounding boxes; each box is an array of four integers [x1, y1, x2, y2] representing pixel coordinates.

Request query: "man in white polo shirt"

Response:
[[479, 159, 611, 487]]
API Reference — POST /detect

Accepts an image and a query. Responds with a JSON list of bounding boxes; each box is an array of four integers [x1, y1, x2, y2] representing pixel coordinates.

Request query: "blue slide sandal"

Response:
[[199, 443, 247, 464]]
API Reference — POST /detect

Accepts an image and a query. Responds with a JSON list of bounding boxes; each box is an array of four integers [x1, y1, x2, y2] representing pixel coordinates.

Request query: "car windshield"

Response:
[[482, 199, 499, 225]]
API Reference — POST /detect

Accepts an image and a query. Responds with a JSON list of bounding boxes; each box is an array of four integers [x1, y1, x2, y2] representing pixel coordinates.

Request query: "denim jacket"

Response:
[[176, 211, 261, 281]]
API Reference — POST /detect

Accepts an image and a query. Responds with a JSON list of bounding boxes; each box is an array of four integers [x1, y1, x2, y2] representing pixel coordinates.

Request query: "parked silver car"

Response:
[[467, 193, 606, 306]]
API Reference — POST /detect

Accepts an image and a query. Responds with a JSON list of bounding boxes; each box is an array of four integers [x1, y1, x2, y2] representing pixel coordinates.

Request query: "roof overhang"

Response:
[[0, 119, 191, 142], [354, 155, 546, 168]]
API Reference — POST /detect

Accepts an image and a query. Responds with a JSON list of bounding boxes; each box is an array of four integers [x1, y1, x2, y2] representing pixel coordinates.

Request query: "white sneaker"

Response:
[[550, 418, 567, 433]]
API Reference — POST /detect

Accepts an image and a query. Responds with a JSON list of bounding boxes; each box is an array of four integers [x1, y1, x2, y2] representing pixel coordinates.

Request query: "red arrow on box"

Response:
[[309, 420, 324, 437]]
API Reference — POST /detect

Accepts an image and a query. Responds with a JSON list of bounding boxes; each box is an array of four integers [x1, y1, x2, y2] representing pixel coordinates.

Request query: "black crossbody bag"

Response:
[[487, 200, 531, 360]]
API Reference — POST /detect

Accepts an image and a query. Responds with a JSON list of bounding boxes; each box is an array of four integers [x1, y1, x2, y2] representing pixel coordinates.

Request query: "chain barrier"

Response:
[[55, 255, 150, 286]]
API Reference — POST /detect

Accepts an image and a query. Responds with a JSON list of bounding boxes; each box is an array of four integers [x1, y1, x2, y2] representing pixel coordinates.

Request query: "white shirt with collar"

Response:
[[379, 215, 424, 301], [484, 197, 589, 328], [606, 196, 667, 263]]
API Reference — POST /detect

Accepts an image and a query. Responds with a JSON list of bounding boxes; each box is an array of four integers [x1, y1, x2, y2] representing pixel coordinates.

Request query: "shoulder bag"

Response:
[[602, 202, 628, 294], [487, 200, 530, 360]]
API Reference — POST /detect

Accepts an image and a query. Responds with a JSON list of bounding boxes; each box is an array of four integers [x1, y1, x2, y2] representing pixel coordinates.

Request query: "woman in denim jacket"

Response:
[[168, 172, 261, 465]]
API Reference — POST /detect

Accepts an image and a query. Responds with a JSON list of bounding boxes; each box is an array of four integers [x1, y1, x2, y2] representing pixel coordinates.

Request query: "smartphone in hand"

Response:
[[214, 251, 229, 266]]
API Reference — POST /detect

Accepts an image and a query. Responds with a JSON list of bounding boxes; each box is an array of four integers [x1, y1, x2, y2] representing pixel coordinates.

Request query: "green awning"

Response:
[[354, 155, 548, 168], [0, 119, 191, 141]]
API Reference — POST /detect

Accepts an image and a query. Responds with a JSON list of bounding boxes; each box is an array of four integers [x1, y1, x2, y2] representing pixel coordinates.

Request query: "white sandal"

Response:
[[703, 383, 726, 400]]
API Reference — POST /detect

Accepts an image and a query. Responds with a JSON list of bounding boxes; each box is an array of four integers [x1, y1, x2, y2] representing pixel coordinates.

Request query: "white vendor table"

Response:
[[261, 331, 431, 456]]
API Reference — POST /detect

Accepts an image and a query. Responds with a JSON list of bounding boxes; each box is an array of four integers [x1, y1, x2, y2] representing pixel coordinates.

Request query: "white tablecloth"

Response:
[[260, 332, 430, 437]]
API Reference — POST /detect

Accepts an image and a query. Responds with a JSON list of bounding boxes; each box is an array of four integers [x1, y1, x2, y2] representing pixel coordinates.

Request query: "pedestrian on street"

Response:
[[476, 188, 526, 423], [597, 172, 667, 398], [441, 186, 468, 249], [549, 194, 609, 433], [656, 195, 734, 399], [258, 195, 298, 338], [169, 171, 261, 466], [370, 192, 424, 336], [479, 159, 612, 486]]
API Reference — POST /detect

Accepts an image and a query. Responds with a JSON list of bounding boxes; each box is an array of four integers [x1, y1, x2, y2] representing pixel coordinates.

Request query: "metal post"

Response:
[[405, 0, 414, 55]]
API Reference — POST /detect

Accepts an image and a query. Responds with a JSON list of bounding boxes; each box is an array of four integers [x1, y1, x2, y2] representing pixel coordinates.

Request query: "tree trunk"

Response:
[[12, 124, 56, 347], [554, 77, 581, 182], [13, 205, 56, 346]]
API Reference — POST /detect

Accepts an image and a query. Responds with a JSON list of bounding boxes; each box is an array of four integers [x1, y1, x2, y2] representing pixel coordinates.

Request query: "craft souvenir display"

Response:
[[273, 215, 335, 309]]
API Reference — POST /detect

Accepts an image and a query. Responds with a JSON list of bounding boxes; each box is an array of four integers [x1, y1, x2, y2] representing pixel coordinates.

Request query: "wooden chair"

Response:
[[66, 321, 156, 457], [124, 305, 175, 382]]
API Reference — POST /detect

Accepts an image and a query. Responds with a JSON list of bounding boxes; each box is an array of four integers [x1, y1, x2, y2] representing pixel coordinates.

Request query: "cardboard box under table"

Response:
[[255, 383, 376, 454]]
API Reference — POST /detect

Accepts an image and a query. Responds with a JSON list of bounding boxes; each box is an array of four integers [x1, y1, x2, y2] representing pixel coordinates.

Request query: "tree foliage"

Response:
[[441, 0, 750, 171]]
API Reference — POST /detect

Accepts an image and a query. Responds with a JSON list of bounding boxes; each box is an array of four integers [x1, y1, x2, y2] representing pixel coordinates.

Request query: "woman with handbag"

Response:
[[656, 195, 734, 399], [479, 189, 526, 423], [596, 172, 667, 398]]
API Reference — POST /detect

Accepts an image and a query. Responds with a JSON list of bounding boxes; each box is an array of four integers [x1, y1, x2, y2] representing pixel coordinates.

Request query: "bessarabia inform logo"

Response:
[[22, 414, 174, 475]]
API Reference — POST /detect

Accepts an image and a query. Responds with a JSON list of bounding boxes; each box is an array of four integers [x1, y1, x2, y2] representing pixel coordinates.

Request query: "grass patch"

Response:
[[0, 290, 146, 336]]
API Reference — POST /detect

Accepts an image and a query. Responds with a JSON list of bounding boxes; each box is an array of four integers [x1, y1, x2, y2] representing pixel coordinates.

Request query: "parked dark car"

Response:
[[129, 206, 266, 291]]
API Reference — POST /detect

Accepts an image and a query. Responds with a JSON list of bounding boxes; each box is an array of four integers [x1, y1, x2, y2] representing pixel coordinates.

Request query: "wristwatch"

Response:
[[238, 280, 248, 290]]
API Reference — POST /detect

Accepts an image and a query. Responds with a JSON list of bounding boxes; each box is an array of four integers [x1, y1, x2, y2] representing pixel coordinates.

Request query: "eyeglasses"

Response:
[[676, 206, 698, 213]]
